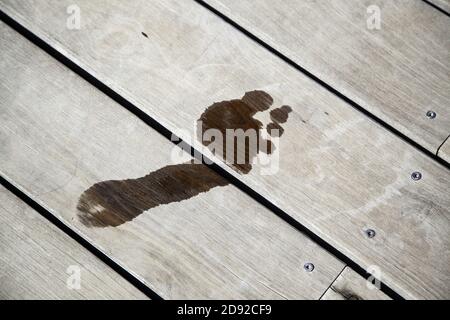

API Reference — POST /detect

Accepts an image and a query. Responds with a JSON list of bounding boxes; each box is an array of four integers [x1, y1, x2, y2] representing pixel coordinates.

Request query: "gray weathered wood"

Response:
[[0, 185, 148, 300], [203, 0, 450, 155], [321, 267, 390, 300], [0, 21, 345, 299], [428, 0, 450, 13], [1, 0, 448, 299], [438, 137, 450, 163]]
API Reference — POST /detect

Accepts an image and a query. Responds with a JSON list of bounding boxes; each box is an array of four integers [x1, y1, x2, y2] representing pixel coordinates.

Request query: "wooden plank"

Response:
[[1, 0, 449, 299], [202, 0, 450, 155], [438, 137, 450, 163], [0, 21, 344, 299], [428, 0, 450, 13], [0, 185, 147, 300], [321, 267, 390, 300]]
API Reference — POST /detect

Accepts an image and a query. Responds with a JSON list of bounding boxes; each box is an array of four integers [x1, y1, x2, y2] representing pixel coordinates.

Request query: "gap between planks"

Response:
[[0, 176, 162, 300], [196, 0, 450, 165], [2, 1, 449, 299], [0, 21, 347, 299], [0, 10, 404, 300], [0, 183, 150, 300], [424, 0, 450, 15]]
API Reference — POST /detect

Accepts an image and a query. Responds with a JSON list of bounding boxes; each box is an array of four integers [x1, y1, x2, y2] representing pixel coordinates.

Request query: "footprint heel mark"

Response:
[[77, 162, 229, 227]]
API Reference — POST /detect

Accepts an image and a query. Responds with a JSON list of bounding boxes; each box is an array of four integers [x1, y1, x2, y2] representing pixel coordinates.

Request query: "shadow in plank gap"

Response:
[[321, 267, 391, 300], [200, 0, 450, 156], [424, 0, 450, 15], [437, 136, 450, 163], [1, 0, 448, 300], [0, 20, 345, 299], [0, 185, 147, 300]]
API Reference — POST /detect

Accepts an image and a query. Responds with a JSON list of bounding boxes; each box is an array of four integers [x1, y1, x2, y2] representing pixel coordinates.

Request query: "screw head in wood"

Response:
[[303, 262, 315, 272], [411, 171, 422, 181], [426, 110, 436, 119], [365, 229, 376, 238]]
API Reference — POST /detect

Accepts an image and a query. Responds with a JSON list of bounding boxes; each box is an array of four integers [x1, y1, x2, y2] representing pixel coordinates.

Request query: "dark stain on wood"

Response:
[[77, 161, 229, 227], [267, 121, 284, 136], [78, 90, 292, 228], [197, 90, 291, 174], [270, 105, 292, 123], [330, 286, 362, 300], [267, 105, 292, 137]]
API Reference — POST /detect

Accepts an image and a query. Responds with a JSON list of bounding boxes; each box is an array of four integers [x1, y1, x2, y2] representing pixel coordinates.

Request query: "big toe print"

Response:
[[267, 105, 293, 137], [77, 90, 292, 228], [197, 90, 292, 174]]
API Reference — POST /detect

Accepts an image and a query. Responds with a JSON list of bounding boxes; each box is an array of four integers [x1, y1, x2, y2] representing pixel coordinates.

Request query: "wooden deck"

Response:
[[0, 0, 449, 300]]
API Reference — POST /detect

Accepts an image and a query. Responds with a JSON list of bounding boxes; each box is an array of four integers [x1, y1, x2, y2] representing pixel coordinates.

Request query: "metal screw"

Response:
[[303, 262, 315, 272], [365, 229, 376, 238], [411, 171, 422, 181], [426, 111, 436, 119]]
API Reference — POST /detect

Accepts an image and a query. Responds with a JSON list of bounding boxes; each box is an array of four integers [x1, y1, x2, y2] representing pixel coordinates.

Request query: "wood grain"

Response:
[[203, 0, 450, 155], [321, 267, 390, 300], [1, 0, 448, 299], [0, 185, 147, 300], [0, 21, 344, 299], [438, 137, 450, 163]]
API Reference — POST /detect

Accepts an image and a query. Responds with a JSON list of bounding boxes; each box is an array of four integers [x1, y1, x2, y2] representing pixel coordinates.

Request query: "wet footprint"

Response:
[[77, 90, 291, 228], [77, 161, 229, 227], [267, 105, 292, 137], [197, 90, 292, 174]]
